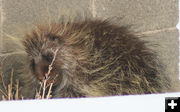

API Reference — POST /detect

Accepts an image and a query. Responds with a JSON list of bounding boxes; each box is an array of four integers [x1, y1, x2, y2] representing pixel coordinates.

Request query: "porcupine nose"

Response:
[[34, 59, 49, 81]]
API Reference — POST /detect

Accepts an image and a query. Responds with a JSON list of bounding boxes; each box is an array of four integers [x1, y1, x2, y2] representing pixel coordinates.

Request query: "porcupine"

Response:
[[20, 19, 171, 99]]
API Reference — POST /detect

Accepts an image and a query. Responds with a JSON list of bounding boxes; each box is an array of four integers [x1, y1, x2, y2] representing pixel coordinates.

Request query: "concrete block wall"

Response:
[[0, 0, 179, 92]]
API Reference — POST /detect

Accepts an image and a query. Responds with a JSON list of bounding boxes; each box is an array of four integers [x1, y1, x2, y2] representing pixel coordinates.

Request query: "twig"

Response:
[[41, 80, 47, 99], [35, 82, 43, 99], [8, 69, 14, 100], [10, 69, 14, 91], [40, 49, 59, 99], [45, 49, 59, 78], [46, 83, 53, 99], [15, 80, 19, 100], [2, 95, 6, 101], [8, 84, 12, 100], [0, 72, 7, 93]]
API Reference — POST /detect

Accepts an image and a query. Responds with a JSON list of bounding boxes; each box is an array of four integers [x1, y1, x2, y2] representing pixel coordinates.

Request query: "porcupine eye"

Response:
[[47, 34, 59, 41], [42, 53, 53, 62], [30, 58, 36, 72]]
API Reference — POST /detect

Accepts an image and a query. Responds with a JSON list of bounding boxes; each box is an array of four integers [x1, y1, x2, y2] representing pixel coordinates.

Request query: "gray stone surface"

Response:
[[0, 0, 179, 92], [0, 0, 2, 54], [93, 0, 178, 32]]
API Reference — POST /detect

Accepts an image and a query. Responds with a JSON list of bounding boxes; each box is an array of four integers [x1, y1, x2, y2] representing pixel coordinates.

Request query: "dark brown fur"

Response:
[[20, 19, 170, 99]]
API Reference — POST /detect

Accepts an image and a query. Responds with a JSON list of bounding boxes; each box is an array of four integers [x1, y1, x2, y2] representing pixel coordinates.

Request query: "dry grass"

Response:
[[0, 69, 22, 101], [0, 49, 59, 101]]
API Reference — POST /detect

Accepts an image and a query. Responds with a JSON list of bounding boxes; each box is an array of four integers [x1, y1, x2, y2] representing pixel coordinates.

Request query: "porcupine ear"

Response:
[[46, 34, 59, 41]]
